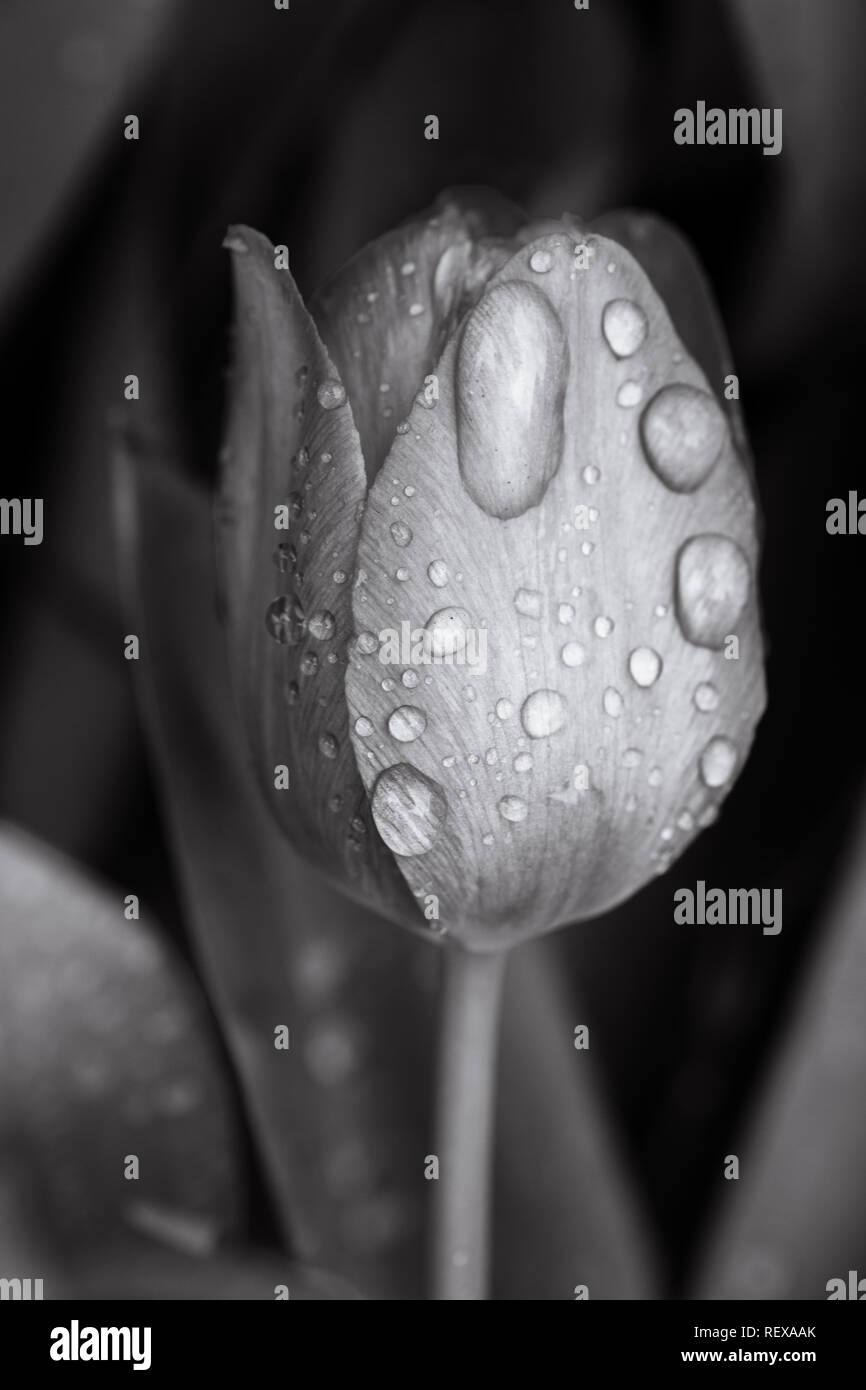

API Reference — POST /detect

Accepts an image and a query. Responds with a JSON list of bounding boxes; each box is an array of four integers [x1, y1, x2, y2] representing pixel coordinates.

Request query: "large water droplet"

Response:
[[693, 681, 720, 712], [317, 379, 346, 410], [603, 686, 624, 717], [390, 520, 413, 547], [514, 588, 542, 619], [425, 607, 472, 657], [700, 736, 738, 788], [628, 646, 663, 688], [640, 385, 727, 492], [371, 764, 448, 856], [308, 609, 336, 641], [427, 560, 448, 587], [456, 282, 568, 519], [561, 641, 586, 668], [676, 534, 750, 649], [266, 593, 305, 645], [602, 299, 648, 358], [499, 795, 528, 823], [521, 689, 567, 738], [388, 706, 427, 743]]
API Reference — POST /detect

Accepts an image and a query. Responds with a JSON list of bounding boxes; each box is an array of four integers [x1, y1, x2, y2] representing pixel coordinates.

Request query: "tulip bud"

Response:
[[219, 191, 765, 951]]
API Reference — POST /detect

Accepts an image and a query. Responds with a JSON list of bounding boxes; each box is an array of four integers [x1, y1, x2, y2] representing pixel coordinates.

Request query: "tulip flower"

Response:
[[218, 188, 765, 1297]]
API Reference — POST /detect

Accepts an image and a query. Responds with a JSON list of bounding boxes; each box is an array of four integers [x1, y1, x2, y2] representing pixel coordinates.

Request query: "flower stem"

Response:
[[432, 943, 508, 1300]]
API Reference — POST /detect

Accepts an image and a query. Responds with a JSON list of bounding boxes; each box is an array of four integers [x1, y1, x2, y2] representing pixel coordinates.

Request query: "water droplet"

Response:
[[317, 379, 346, 410], [602, 299, 648, 358], [381, 677, 395, 692], [329, 794, 343, 813], [390, 520, 413, 547], [482, 832, 495, 846], [514, 588, 542, 619], [354, 716, 374, 737], [388, 706, 427, 743], [464, 686, 476, 702], [593, 615, 614, 638], [513, 752, 533, 772], [273, 542, 293, 573], [355, 631, 378, 655], [622, 747, 643, 768], [616, 379, 643, 408], [603, 686, 624, 718], [496, 698, 514, 720], [457, 282, 568, 519], [395, 567, 410, 582], [628, 646, 663, 688], [529, 248, 554, 273], [308, 609, 336, 641], [370, 764, 448, 856], [561, 641, 586, 668], [654, 603, 668, 618], [288, 490, 303, 518], [698, 804, 719, 828], [427, 559, 448, 587], [641, 385, 727, 492], [300, 652, 319, 677], [404, 485, 416, 498], [676, 534, 750, 648], [521, 689, 567, 738], [499, 795, 528, 823], [677, 810, 695, 831], [396, 420, 411, 435], [402, 669, 419, 688], [426, 607, 472, 657], [285, 680, 299, 706], [266, 593, 305, 645], [319, 733, 339, 759], [581, 541, 595, 556], [648, 766, 663, 787], [700, 736, 738, 788], [693, 681, 720, 712], [582, 464, 601, 485]]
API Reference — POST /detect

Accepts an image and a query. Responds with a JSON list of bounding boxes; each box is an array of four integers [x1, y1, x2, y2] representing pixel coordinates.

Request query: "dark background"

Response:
[[1, 0, 865, 1299]]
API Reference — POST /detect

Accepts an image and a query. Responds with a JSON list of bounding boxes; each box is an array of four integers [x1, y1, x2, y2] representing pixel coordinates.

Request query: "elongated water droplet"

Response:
[[561, 641, 586, 668], [456, 282, 568, 519], [641, 385, 726, 492], [317, 379, 346, 410], [427, 560, 448, 587], [700, 736, 738, 788], [676, 534, 750, 649], [425, 607, 472, 657], [521, 689, 567, 738], [371, 764, 447, 856], [593, 615, 614, 638], [388, 706, 427, 743], [602, 299, 648, 358], [390, 520, 413, 547], [308, 609, 336, 641], [693, 681, 720, 712], [603, 686, 624, 717], [558, 602, 575, 624], [499, 795, 528, 823], [514, 588, 542, 619], [582, 465, 600, 485], [266, 593, 305, 645], [628, 646, 663, 688]]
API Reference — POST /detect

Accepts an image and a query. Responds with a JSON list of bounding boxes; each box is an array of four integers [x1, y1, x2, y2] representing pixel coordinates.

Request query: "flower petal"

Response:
[[218, 226, 409, 914], [345, 231, 765, 950], [310, 187, 525, 483]]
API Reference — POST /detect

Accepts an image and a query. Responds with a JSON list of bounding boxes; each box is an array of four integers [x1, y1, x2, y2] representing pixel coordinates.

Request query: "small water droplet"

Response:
[[402, 669, 419, 688], [593, 615, 614, 638], [390, 520, 413, 547], [308, 609, 336, 641], [616, 379, 643, 408], [628, 646, 663, 688], [558, 602, 575, 624], [370, 764, 448, 856], [698, 804, 719, 827], [300, 652, 319, 677], [464, 686, 476, 702], [693, 681, 720, 712], [408, 302, 425, 317], [354, 716, 374, 737], [499, 795, 528, 823], [603, 686, 624, 718], [396, 420, 411, 435], [427, 559, 448, 587], [581, 541, 595, 556], [426, 607, 472, 657], [641, 385, 727, 492], [285, 680, 299, 706], [266, 593, 305, 645], [513, 752, 533, 772], [654, 603, 668, 618], [676, 534, 750, 649], [273, 541, 293, 572], [495, 698, 514, 720], [395, 567, 410, 582], [288, 490, 303, 518], [355, 631, 378, 655], [333, 569, 348, 586], [561, 641, 586, 668], [404, 485, 416, 498], [388, 706, 427, 743], [381, 677, 396, 692], [700, 736, 737, 788], [521, 689, 567, 738], [319, 733, 339, 759], [647, 766, 663, 787], [677, 810, 695, 831], [482, 832, 495, 846], [622, 747, 643, 768], [514, 588, 542, 619], [317, 379, 346, 410], [529, 248, 554, 273], [329, 794, 343, 813], [582, 464, 601, 485], [602, 298, 648, 358]]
